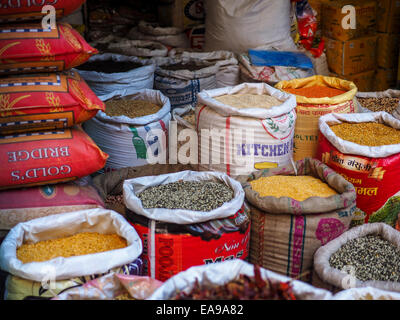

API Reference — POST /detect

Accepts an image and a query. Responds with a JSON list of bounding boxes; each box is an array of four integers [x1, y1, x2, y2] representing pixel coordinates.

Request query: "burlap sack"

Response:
[[275, 75, 358, 161], [237, 158, 356, 281], [314, 223, 400, 293]]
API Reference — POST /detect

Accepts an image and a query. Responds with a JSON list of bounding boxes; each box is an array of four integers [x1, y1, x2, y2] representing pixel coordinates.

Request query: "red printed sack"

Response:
[[0, 22, 97, 75], [0, 70, 105, 135], [0, 125, 108, 190], [317, 112, 400, 225], [0, 0, 85, 23]]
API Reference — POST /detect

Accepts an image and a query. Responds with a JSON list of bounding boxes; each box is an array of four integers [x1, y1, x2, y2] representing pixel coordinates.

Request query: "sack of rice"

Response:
[[83, 89, 171, 172], [153, 57, 219, 110], [237, 158, 356, 282], [123, 170, 250, 282], [275, 75, 358, 161], [0, 22, 97, 75], [204, 0, 296, 54], [107, 40, 168, 59], [75, 53, 156, 96], [168, 49, 240, 88], [0, 208, 143, 300], [0, 70, 105, 135], [0, 125, 108, 190], [149, 259, 332, 300], [314, 223, 400, 293], [128, 21, 189, 48], [238, 53, 315, 86], [196, 82, 296, 177], [0, 0, 84, 23], [317, 112, 400, 225], [0, 181, 104, 231], [332, 287, 400, 300], [356, 89, 400, 119]]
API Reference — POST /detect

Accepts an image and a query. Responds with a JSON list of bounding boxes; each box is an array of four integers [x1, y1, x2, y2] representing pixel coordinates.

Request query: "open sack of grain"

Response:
[[83, 89, 171, 172], [237, 158, 356, 282], [128, 21, 189, 48], [314, 223, 400, 293], [75, 53, 156, 96], [153, 57, 219, 111], [168, 49, 240, 88], [196, 82, 296, 177], [317, 112, 400, 225], [0, 208, 143, 300], [149, 260, 332, 300], [275, 75, 358, 161], [356, 89, 400, 120], [123, 170, 250, 282]]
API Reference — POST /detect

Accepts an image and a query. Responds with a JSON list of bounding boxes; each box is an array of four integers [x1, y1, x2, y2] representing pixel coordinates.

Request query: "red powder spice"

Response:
[[284, 85, 347, 98]]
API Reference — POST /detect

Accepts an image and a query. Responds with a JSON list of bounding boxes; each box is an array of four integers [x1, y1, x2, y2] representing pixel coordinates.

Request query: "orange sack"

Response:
[[0, 125, 108, 190], [0, 0, 85, 23], [0, 22, 97, 75], [0, 70, 105, 135]]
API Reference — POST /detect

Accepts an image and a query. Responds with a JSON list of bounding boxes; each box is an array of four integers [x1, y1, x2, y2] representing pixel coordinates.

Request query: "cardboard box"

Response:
[[325, 35, 378, 76], [322, 0, 377, 41], [377, 0, 400, 33], [377, 33, 400, 69], [375, 67, 398, 91], [157, 0, 205, 30], [330, 69, 376, 92]]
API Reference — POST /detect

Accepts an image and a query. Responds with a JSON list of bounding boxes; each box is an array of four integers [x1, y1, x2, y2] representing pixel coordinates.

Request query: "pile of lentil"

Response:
[[182, 110, 195, 126], [215, 94, 282, 109], [162, 62, 207, 72], [358, 97, 400, 113], [330, 122, 400, 146], [329, 234, 400, 282], [17, 232, 127, 264], [249, 175, 338, 201], [283, 85, 346, 98], [105, 99, 161, 118], [138, 180, 234, 211]]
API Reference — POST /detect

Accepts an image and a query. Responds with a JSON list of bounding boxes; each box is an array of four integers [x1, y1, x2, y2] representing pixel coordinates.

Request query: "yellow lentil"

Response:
[[249, 175, 338, 201], [330, 122, 400, 146], [105, 99, 161, 118], [215, 94, 282, 109], [16, 232, 127, 264]]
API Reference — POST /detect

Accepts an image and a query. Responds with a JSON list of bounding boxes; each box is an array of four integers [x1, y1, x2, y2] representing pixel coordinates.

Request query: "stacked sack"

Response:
[[0, 2, 108, 263]]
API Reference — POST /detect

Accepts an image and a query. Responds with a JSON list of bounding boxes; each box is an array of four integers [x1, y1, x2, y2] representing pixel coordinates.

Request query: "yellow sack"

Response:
[[275, 75, 358, 161]]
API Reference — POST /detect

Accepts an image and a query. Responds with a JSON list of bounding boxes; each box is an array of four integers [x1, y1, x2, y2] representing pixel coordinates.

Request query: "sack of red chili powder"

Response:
[[0, 125, 108, 190], [0, 22, 97, 75], [0, 70, 105, 135], [275, 75, 358, 161], [0, 0, 85, 23], [123, 170, 250, 282], [317, 112, 400, 225]]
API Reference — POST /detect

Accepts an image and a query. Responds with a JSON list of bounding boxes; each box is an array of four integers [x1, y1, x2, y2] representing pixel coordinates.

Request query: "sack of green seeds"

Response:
[[83, 89, 171, 172], [313, 223, 400, 293]]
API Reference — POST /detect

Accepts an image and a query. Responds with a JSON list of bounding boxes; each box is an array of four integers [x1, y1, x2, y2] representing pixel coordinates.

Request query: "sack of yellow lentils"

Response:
[[0, 208, 143, 300], [275, 75, 358, 161], [237, 158, 356, 282], [317, 112, 400, 225]]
